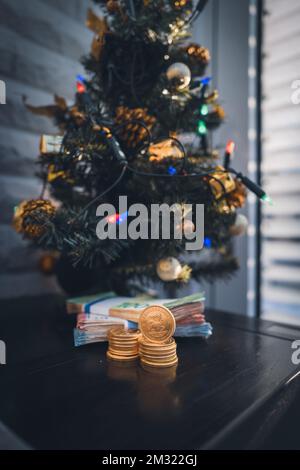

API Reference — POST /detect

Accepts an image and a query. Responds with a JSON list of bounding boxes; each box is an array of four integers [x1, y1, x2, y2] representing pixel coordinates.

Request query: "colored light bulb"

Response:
[[107, 211, 128, 224], [261, 194, 273, 206], [168, 166, 177, 175], [198, 120, 207, 135], [76, 82, 86, 93], [226, 140, 235, 155], [107, 214, 118, 224], [200, 104, 209, 116], [118, 211, 128, 224], [204, 237, 212, 248], [76, 74, 85, 83], [201, 76, 212, 86]]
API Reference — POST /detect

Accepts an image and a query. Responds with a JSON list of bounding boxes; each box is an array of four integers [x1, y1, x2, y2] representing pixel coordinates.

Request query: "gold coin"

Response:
[[109, 337, 140, 343], [139, 347, 176, 356], [139, 342, 176, 351], [139, 305, 176, 343], [109, 348, 138, 354], [140, 351, 177, 361], [140, 353, 178, 362], [139, 351, 176, 358], [139, 339, 176, 352], [108, 343, 138, 350], [108, 349, 138, 357], [139, 337, 175, 346], [140, 357, 178, 368], [108, 327, 140, 339], [108, 344, 137, 351], [107, 351, 139, 361], [109, 341, 138, 348]]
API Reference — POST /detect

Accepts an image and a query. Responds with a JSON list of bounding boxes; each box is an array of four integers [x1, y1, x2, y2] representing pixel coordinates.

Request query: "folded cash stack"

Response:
[[67, 291, 212, 347]]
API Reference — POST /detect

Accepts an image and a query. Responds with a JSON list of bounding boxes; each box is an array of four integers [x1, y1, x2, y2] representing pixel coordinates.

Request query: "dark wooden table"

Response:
[[0, 295, 300, 450]]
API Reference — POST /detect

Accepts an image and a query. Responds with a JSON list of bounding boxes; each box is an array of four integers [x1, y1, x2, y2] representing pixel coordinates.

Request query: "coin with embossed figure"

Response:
[[139, 305, 176, 343]]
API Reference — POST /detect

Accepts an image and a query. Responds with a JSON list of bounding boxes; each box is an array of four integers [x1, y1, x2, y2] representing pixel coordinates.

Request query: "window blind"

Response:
[[261, 0, 300, 324]]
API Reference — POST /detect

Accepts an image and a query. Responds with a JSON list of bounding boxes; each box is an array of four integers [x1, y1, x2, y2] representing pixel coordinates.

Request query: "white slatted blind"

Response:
[[262, 0, 300, 324]]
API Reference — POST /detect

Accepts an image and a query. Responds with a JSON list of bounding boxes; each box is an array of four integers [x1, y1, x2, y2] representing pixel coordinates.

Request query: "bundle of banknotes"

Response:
[[67, 291, 213, 347]]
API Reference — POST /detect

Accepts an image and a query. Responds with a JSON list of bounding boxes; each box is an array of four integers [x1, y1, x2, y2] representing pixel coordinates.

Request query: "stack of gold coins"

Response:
[[138, 305, 178, 368], [139, 337, 178, 368], [106, 327, 140, 361]]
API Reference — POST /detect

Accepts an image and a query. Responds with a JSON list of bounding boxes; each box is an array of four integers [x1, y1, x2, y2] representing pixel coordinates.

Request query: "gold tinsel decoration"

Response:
[[208, 165, 236, 200], [69, 106, 86, 125], [226, 180, 247, 209], [177, 264, 192, 283], [205, 90, 219, 104], [115, 107, 156, 147], [216, 180, 247, 214], [86, 9, 108, 61], [148, 139, 183, 162], [90, 35, 105, 61], [24, 94, 67, 118], [13, 199, 56, 239], [47, 165, 72, 184], [217, 199, 234, 215], [86, 9, 108, 35], [186, 43, 210, 64], [213, 104, 226, 120]]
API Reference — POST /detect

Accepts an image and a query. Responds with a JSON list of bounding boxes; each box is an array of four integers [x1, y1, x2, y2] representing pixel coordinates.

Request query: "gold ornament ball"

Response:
[[156, 257, 183, 281], [229, 214, 248, 236], [166, 63, 191, 90]]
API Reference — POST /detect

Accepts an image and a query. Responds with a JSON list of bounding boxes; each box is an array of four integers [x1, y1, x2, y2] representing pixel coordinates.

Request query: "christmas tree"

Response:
[[14, 1, 269, 296]]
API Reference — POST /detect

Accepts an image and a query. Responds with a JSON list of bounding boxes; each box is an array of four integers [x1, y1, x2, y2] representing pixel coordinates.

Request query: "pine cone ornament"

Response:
[[186, 43, 210, 65], [13, 199, 56, 239], [115, 107, 156, 148]]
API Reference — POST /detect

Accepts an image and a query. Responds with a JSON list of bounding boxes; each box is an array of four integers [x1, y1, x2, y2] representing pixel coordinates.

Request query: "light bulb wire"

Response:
[[70, 164, 128, 225]]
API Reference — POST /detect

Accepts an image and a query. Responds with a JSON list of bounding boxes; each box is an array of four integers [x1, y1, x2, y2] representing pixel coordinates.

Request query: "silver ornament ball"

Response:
[[156, 257, 183, 281], [166, 62, 191, 90], [229, 214, 248, 236]]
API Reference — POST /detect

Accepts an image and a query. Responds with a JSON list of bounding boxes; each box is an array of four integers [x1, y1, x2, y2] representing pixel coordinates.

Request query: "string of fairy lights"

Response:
[[69, 73, 272, 222]]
